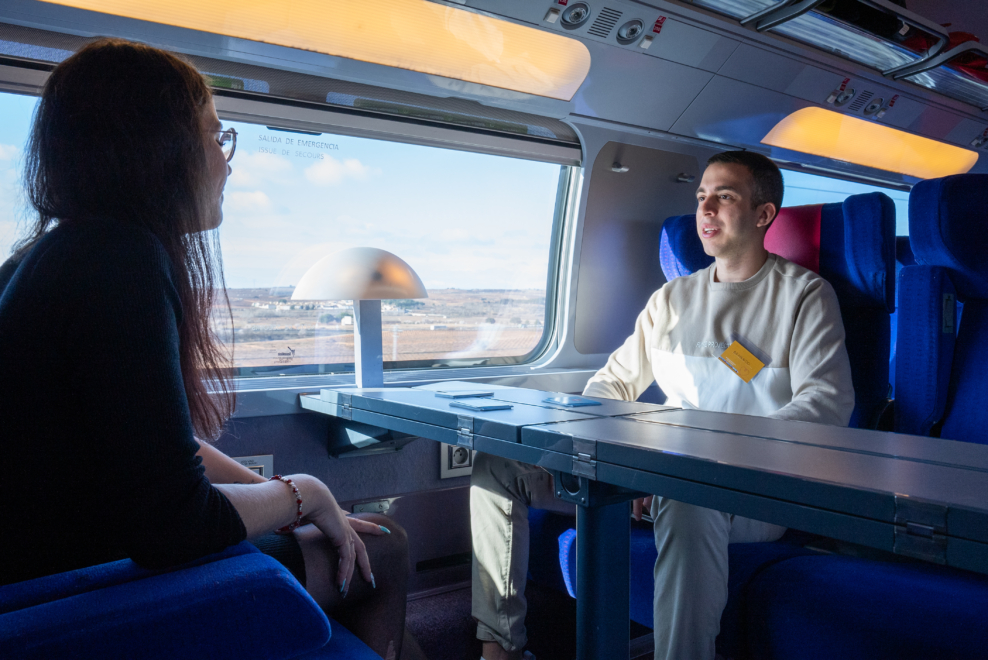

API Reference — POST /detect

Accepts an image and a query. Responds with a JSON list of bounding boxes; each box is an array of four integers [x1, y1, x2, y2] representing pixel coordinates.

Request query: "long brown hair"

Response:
[[21, 38, 234, 438]]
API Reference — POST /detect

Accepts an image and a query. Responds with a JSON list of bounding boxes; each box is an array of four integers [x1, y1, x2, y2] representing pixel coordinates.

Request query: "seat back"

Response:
[[889, 237, 917, 397], [658, 193, 895, 428], [896, 174, 988, 443]]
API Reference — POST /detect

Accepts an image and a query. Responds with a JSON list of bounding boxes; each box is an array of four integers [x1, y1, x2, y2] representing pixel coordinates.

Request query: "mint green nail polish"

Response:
[[371, 573, 377, 589], [339, 578, 346, 593], [379, 525, 391, 534]]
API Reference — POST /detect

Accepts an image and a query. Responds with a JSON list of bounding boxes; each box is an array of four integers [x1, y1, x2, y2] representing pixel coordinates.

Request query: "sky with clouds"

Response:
[[0, 90, 911, 287], [214, 118, 564, 290]]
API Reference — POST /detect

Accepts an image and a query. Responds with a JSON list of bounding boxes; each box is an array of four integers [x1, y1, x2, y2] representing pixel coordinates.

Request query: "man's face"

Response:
[[695, 162, 774, 259]]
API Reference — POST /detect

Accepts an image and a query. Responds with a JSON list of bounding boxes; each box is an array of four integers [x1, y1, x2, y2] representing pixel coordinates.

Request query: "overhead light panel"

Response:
[[689, 0, 779, 21], [40, 0, 592, 101], [762, 107, 978, 179], [769, 11, 926, 74]]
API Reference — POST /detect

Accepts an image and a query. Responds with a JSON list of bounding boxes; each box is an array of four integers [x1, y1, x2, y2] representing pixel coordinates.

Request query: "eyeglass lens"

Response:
[[218, 129, 237, 162]]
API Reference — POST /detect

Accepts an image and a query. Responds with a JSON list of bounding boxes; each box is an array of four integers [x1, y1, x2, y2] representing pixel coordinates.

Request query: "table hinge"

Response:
[[319, 389, 353, 419], [572, 455, 597, 480], [572, 437, 597, 460], [570, 437, 597, 479], [456, 414, 474, 449], [893, 495, 947, 564]]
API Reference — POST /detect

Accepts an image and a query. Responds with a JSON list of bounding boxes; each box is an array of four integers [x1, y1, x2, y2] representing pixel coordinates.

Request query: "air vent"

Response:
[[616, 19, 645, 45], [560, 2, 592, 28], [848, 90, 874, 112], [588, 7, 623, 38]]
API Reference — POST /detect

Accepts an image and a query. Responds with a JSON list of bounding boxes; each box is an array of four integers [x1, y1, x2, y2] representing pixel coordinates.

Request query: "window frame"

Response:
[[211, 94, 581, 379]]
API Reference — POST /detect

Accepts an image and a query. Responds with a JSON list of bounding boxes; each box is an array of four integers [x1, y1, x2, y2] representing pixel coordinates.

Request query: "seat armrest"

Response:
[[0, 541, 260, 616], [0, 552, 331, 660]]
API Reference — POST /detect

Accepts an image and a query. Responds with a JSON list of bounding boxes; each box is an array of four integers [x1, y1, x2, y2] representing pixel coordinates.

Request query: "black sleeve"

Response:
[[66, 227, 246, 568]]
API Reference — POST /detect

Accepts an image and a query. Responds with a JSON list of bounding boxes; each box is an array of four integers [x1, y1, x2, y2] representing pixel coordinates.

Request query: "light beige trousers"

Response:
[[470, 452, 785, 659]]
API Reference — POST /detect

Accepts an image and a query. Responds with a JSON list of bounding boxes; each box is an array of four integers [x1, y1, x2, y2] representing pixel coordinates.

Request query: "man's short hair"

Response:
[[707, 151, 784, 223]]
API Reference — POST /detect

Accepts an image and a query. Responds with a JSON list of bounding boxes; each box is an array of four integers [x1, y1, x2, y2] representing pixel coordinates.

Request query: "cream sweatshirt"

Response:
[[583, 253, 855, 427]]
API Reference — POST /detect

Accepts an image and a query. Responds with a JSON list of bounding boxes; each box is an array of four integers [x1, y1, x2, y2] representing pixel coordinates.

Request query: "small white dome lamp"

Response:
[[293, 247, 427, 387]]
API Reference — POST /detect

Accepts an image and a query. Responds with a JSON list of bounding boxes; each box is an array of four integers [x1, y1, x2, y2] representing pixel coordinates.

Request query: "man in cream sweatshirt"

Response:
[[471, 151, 855, 660]]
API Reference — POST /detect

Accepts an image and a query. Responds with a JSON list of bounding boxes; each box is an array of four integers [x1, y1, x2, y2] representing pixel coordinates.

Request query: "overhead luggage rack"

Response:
[[892, 41, 988, 112], [689, 0, 949, 76]]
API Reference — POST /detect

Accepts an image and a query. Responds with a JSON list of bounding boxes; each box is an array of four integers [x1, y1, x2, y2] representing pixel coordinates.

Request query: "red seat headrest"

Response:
[[765, 204, 823, 273]]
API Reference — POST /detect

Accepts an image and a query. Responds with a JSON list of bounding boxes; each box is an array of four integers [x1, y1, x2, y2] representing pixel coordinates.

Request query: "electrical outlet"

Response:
[[440, 442, 475, 478], [232, 454, 274, 478]]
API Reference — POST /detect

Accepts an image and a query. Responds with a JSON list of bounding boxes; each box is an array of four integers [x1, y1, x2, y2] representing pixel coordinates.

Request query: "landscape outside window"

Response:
[[214, 119, 563, 375], [0, 91, 562, 376]]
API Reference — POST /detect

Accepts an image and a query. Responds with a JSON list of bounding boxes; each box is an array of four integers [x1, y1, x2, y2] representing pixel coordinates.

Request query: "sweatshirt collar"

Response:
[[707, 253, 777, 291]]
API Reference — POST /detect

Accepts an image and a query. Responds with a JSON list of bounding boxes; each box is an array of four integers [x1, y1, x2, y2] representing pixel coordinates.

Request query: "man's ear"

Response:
[[756, 203, 777, 230]]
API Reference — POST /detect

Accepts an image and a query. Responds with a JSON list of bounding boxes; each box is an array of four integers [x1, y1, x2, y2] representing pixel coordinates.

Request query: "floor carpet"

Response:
[[406, 580, 651, 660]]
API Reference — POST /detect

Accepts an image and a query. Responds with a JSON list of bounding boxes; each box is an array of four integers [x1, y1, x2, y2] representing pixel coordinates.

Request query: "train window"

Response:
[[0, 92, 37, 260], [216, 119, 567, 377], [781, 169, 910, 236], [0, 91, 568, 377]]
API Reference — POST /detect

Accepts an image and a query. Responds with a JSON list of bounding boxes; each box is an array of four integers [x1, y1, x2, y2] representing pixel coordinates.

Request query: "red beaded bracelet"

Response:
[[269, 475, 303, 533]]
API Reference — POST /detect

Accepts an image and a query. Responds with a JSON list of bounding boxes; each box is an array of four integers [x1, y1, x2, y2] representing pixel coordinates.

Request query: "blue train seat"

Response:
[[889, 236, 916, 398], [742, 553, 988, 659], [0, 541, 379, 660], [728, 175, 988, 658], [529, 193, 896, 658], [895, 173, 988, 442]]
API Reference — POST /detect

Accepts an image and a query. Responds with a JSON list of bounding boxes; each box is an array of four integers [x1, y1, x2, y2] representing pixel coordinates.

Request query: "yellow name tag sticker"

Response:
[[718, 341, 764, 383]]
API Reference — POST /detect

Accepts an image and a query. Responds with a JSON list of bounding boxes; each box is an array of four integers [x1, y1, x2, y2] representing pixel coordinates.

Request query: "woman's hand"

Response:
[[343, 509, 390, 536], [293, 476, 374, 595], [215, 475, 380, 596]]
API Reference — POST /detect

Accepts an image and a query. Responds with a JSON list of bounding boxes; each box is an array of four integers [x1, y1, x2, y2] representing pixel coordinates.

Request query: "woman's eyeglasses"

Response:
[[214, 127, 237, 162]]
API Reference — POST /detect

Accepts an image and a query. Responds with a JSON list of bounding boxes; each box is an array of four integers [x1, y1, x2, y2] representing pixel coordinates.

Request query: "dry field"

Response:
[[231, 326, 543, 367], [218, 287, 547, 369]]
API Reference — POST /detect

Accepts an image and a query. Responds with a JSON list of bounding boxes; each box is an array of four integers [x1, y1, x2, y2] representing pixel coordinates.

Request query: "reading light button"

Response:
[[545, 8, 561, 23], [640, 35, 654, 49]]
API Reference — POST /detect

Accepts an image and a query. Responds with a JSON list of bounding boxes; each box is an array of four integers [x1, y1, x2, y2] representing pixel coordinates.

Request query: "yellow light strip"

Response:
[[41, 0, 591, 101], [762, 107, 978, 179]]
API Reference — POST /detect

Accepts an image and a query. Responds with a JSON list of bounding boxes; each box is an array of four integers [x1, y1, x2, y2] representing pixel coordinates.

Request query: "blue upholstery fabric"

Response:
[[295, 619, 382, 659], [898, 174, 988, 443], [0, 541, 257, 615], [893, 266, 957, 436], [889, 237, 917, 397], [940, 300, 988, 443], [0, 544, 336, 660], [820, 194, 896, 428], [909, 174, 988, 300], [527, 508, 578, 596], [745, 554, 988, 660], [658, 214, 713, 279], [820, 193, 896, 311]]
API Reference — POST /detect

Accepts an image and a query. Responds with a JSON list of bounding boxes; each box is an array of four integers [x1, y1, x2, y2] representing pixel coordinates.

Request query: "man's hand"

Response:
[[632, 495, 654, 522]]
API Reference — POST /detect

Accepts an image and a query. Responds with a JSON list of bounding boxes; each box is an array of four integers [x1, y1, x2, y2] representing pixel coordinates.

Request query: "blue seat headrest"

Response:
[[909, 174, 988, 300], [659, 214, 712, 280]]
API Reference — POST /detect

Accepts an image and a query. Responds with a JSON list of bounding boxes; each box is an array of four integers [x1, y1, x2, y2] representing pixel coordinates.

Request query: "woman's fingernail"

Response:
[[371, 573, 377, 589], [379, 525, 391, 534], [339, 578, 346, 593]]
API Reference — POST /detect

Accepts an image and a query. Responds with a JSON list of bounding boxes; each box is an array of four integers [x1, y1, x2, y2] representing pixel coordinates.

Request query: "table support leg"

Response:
[[576, 499, 630, 660]]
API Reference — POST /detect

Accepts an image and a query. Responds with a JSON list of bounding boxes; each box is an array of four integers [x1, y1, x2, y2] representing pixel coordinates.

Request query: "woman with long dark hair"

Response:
[[0, 38, 420, 659]]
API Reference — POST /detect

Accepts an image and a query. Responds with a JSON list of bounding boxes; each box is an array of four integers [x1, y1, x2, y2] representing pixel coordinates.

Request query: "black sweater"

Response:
[[0, 218, 246, 586]]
